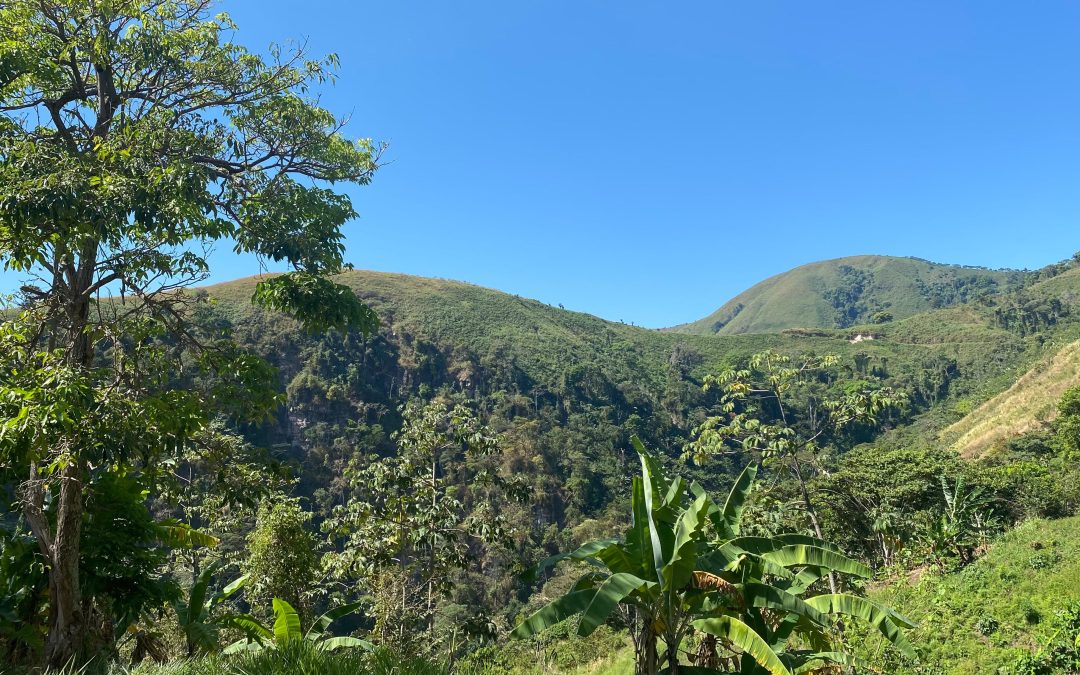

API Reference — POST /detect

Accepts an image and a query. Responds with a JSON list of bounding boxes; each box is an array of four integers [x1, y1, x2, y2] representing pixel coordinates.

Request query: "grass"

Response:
[[565, 647, 634, 674], [867, 515, 1080, 674], [945, 339, 1080, 458], [34, 643, 451, 675]]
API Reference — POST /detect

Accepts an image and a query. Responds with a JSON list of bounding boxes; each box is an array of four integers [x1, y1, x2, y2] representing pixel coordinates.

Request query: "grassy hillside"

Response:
[[203, 268, 1033, 407], [945, 339, 1080, 458], [868, 516, 1080, 674], [670, 255, 1025, 335], [204, 270, 795, 389]]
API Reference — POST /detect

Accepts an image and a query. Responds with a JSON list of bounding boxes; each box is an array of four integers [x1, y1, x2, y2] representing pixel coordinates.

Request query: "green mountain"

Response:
[[670, 254, 1027, 335]]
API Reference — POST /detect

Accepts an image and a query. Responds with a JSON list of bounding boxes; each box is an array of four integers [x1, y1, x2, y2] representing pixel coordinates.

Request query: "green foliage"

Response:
[[224, 597, 369, 654], [686, 349, 904, 550], [866, 516, 1080, 674], [117, 641, 445, 675], [252, 273, 379, 336], [924, 475, 998, 566], [0, 522, 47, 661], [322, 396, 512, 655], [460, 623, 626, 674], [816, 445, 958, 565], [242, 500, 320, 619], [512, 437, 912, 674], [1053, 386, 1080, 459], [81, 473, 181, 630], [0, 0, 379, 663], [172, 565, 248, 656], [1007, 603, 1080, 674]]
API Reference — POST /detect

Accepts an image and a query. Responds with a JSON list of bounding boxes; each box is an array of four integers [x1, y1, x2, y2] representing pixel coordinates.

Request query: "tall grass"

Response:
[[6, 642, 450, 675], [947, 338, 1080, 457]]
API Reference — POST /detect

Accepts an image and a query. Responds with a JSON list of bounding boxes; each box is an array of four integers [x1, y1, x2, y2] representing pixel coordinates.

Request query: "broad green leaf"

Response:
[[223, 639, 264, 655], [510, 589, 597, 639], [272, 598, 302, 644], [790, 651, 868, 674], [783, 566, 827, 595], [215, 574, 249, 606], [694, 615, 791, 675], [772, 533, 843, 553], [664, 492, 710, 590], [633, 437, 670, 587], [527, 538, 620, 581], [627, 476, 658, 583], [224, 613, 273, 640], [306, 600, 363, 641], [741, 583, 829, 628], [318, 636, 374, 652], [700, 544, 796, 581], [157, 520, 220, 550], [187, 564, 217, 624], [186, 621, 218, 652], [761, 545, 871, 578], [663, 475, 686, 511], [577, 572, 653, 636], [804, 594, 915, 658], [718, 462, 758, 538]]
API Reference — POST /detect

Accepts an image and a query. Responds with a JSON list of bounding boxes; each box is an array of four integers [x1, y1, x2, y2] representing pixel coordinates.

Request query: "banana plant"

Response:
[[511, 436, 914, 675], [224, 598, 371, 653], [173, 562, 248, 656]]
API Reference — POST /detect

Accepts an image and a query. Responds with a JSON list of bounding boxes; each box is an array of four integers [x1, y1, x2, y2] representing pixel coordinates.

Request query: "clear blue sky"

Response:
[[17, 2, 1080, 327]]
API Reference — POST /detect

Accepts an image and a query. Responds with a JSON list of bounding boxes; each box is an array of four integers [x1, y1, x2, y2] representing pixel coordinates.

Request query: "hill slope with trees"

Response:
[[671, 255, 1027, 335]]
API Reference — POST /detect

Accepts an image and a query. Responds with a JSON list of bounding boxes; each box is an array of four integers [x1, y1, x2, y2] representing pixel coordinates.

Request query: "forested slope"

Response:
[[671, 255, 1026, 335], [184, 262, 1078, 634]]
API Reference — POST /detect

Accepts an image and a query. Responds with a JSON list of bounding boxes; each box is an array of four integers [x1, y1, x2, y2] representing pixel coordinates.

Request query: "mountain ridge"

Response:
[[669, 254, 1027, 336]]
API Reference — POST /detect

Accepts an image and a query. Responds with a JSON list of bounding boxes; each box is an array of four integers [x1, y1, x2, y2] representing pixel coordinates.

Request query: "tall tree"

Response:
[[685, 350, 902, 590], [323, 397, 512, 655], [0, 1, 379, 666]]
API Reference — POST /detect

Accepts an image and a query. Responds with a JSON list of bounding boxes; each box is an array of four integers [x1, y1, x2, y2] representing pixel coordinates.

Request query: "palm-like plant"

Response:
[[511, 437, 914, 675], [225, 598, 371, 653], [173, 563, 248, 656], [927, 475, 998, 565]]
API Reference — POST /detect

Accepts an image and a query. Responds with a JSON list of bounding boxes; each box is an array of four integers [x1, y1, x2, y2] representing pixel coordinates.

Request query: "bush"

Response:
[[976, 615, 999, 636]]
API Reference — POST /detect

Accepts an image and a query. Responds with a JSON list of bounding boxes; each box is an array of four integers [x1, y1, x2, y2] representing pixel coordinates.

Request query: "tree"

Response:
[[685, 351, 902, 552], [322, 396, 512, 654], [242, 499, 320, 621], [512, 437, 914, 675], [925, 475, 997, 566], [0, 1, 379, 665], [1053, 386, 1080, 460]]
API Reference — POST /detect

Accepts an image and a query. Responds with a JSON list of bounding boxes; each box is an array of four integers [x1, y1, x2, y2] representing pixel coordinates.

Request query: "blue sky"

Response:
[[15, 2, 1080, 327]]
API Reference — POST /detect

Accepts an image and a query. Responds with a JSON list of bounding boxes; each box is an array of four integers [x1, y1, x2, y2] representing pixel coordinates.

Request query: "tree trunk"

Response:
[[792, 457, 837, 594], [44, 460, 85, 669], [41, 248, 96, 668]]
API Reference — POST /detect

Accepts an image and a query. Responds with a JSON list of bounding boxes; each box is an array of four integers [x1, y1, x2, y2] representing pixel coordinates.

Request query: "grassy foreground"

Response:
[[867, 515, 1080, 674]]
